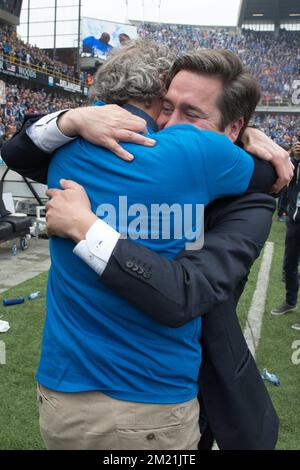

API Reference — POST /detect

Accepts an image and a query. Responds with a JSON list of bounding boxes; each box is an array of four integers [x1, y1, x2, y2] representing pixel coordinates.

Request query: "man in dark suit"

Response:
[[271, 139, 300, 322], [1, 124, 281, 451], [1, 48, 294, 449]]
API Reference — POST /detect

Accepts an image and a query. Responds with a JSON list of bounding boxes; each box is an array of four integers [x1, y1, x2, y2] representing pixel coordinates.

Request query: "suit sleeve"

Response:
[[1, 114, 50, 184], [235, 134, 276, 194], [101, 193, 275, 327], [246, 156, 276, 194]]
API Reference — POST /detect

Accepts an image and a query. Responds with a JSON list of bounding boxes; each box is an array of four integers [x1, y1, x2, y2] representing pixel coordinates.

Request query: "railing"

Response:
[[260, 98, 293, 107], [0, 53, 82, 86]]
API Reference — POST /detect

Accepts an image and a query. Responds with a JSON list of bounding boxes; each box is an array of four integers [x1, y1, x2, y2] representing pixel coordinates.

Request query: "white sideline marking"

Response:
[[243, 241, 274, 359], [212, 241, 274, 450]]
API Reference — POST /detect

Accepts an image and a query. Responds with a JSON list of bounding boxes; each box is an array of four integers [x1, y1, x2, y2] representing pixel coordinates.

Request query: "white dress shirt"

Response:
[[26, 110, 75, 153], [73, 219, 120, 275], [28, 111, 121, 275]]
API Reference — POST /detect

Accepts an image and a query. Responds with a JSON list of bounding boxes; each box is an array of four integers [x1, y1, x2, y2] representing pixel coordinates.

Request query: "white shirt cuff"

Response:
[[73, 219, 120, 276], [26, 110, 76, 153]]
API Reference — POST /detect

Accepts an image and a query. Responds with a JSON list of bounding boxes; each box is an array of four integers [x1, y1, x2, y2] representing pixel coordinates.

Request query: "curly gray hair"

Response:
[[89, 39, 175, 107]]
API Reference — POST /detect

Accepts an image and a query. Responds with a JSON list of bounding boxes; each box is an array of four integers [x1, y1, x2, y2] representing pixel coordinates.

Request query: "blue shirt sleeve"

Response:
[[200, 131, 254, 201], [83, 36, 94, 47]]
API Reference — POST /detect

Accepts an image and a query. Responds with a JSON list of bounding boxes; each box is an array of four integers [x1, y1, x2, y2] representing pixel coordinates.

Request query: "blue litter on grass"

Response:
[[3, 297, 25, 306], [261, 368, 280, 386]]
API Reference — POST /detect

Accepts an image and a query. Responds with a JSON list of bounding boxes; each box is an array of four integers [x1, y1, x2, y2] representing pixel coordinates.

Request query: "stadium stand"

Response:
[[0, 22, 299, 148], [251, 114, 300, 147], [0, 24, 76, 80], [138, 24, 300, 107], [0, 83, 82, 147]]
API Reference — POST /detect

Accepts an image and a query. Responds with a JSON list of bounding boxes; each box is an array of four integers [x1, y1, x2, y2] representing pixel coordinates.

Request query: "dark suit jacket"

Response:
[[1, 115, 279, 449], [101, 193, 278, 450]]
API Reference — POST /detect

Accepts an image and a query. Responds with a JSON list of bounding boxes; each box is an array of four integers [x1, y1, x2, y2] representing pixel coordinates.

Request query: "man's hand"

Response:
[[45, 179, 98, 243], [242, 128, 294, 192], [58, 105, 156, 161]]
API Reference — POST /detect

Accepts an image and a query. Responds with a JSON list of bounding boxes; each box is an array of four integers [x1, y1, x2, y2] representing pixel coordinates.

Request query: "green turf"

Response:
[[0, 272, 47, 450], [255, 219, 300, 450], [236, 218, 300, 450], [0, 219, 299, 449]]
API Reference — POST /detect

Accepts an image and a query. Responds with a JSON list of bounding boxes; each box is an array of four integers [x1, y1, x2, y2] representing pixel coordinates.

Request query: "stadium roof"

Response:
[[238, 0, 300, 26]]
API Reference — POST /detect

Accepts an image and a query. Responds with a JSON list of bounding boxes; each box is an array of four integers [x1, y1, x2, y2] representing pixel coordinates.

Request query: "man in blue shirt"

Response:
[[38, 41, 260, 450], [82, 32, 113, 58]]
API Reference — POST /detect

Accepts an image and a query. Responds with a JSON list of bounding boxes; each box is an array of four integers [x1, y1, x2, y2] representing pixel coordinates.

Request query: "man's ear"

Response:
[[225, 117, 244, 142]]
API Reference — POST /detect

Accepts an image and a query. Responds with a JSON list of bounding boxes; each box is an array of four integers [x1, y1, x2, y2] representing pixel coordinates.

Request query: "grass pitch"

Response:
[[0, 219, 299, 449]]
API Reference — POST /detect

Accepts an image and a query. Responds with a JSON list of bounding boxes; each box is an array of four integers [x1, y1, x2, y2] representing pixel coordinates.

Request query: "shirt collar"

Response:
[[122, 104, 158, 132], [93, 101, 158, 133]]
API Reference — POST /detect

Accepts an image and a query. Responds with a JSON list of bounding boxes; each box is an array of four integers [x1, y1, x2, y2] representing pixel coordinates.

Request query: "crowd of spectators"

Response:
[[0, 22, 299, 148], [0, 83, 82, 147], [0, 81, 297, 147], [1, 22, 299, 102], [0, 25, 78, 81], [138, 24, 300, 106], [251, 114, 300, 147]]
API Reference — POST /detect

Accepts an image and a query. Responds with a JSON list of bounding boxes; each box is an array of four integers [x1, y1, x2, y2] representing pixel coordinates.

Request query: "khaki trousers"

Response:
[[37, 384, 200, 450]]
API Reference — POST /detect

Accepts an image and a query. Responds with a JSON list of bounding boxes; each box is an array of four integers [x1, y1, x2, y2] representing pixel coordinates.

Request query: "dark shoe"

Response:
[[271, 302, 297, 316]]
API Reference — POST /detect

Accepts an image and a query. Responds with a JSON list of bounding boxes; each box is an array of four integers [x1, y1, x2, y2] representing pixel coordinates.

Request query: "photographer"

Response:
[[277, 143, 291, 223], [272, 129, 300, 330]]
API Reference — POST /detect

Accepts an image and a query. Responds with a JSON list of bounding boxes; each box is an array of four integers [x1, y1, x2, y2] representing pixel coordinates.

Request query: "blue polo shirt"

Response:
[[82, 36, 113, 57], [37, 109, 254, 404]]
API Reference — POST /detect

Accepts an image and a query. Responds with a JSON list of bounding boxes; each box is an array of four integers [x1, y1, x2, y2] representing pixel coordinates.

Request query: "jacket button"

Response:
[[132, 264, 139, 272], [143, 271, 151, 279], [137, 267, 144, 275], [146, 433, 155, 440], [126, 261, 134, 269]]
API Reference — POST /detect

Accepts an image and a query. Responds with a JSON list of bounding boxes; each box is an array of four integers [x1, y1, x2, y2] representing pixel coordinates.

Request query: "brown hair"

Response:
[[166, 49, 261, 134]]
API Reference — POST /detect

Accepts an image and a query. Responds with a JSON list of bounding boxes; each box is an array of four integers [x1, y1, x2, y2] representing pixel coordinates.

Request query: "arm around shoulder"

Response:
[[1, 114, 50, 184], [101, 193, 275, 327]]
